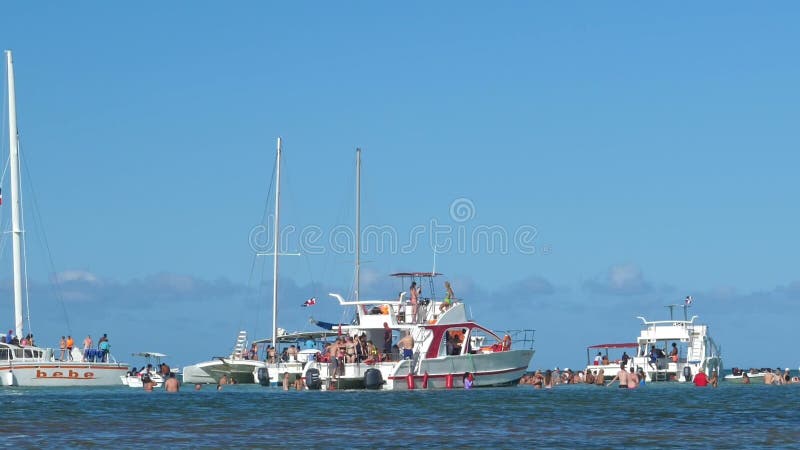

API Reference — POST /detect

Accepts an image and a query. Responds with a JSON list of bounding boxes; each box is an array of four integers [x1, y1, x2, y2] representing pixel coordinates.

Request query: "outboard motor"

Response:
[[257, 367, 270, 387], [683, 366, 692, 382], [305, 368, 322, 390], [364, 368, 384, 390]]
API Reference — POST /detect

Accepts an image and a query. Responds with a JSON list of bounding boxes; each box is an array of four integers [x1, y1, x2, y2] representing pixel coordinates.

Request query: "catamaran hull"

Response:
[[182, 359, 308, 385], [305, 349, 534, 390], [0, 363, 128, 387], [182, 360, 265, 384]]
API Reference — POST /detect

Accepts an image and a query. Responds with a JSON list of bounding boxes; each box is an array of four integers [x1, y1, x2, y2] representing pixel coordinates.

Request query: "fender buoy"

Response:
[[422, 371, 429, 389], [683, 366, 692, 382], [406, 372, 415, 390], [445, 373, 454, 389]]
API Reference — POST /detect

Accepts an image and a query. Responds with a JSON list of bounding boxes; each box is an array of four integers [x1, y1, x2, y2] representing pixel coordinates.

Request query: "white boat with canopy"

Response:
[[586, 303, 722, 383]]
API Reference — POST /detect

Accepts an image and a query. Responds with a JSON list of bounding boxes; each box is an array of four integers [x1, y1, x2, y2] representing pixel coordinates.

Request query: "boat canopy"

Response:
[[390, 272, 443, 278], [252, 330, 339, 345], [131, 352, 168, 358], [587, 343, 638, 349]]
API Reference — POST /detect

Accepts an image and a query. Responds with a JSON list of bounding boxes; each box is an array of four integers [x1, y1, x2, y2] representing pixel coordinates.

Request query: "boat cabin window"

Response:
[[439, 328, 469, 357], [0, 348, 10, 361]]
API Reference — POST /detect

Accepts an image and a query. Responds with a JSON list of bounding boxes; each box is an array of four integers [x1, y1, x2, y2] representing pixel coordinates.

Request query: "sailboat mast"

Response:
[[271, 138, 282, 351], [355, 148, 361, 302], [6, 50, 24, 339]]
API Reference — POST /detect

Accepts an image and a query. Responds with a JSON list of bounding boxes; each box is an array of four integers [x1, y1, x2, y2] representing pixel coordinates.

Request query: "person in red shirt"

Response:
[[693, 370, 709, 387]]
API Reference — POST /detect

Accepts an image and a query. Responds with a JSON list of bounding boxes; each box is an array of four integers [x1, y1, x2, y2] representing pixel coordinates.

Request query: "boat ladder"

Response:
[[230, 330, 248, 359]]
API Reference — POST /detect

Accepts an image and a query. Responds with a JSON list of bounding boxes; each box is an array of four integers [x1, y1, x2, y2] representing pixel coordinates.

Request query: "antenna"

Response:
[[665, 304, 677, 321]]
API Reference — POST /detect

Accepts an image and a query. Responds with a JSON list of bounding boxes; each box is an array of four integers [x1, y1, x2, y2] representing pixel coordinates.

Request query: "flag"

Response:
[[301, 297, 316, 307], [685, 295, 693, 306]]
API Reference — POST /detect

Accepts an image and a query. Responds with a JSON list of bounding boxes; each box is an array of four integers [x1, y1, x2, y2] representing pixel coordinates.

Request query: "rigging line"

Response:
[[19, 149, 73, 336], [244, 150, 278, 337], [236, 148, 277, 336], [18, 144, 33, 336], [1, 75, 6, 162], [0, 155, 9, 187]]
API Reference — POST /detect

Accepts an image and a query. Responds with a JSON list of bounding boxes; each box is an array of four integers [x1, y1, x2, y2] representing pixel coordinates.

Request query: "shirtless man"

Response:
[[82, 335, 93, 362], [626, 366, 638, 389], [397, 332, 414, 360], [164, 372, 180, 392], [606, 363, 629, 388]]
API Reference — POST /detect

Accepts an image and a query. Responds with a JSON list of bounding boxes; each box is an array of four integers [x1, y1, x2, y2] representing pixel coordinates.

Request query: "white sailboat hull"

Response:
[[0, 362, 128, 387]]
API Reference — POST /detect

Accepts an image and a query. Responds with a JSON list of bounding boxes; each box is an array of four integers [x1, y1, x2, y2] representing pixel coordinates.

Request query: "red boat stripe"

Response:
[[387, 365, 527, 380]]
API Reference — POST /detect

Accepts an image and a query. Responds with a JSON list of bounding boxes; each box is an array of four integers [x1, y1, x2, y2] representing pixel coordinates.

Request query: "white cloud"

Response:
[[54, 270, 100, 284], [582, 264, 653, 296]]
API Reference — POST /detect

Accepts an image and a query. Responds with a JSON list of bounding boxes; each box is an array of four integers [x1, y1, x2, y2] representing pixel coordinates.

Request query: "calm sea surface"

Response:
[[3, 382, 799, 448]]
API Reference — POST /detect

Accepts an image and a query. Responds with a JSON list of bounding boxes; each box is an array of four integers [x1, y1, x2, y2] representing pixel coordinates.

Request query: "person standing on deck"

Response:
[[409, 282, 419, 323], [65, 336, 74, 360], [439, 281, 455, 313], [398, 331, 414, 360], [670, 343, 679, 362], [58, 336, 66, 361], [98, 336, 110, 362], [82, 335, 93, 362], [383, 322, 393, 361]]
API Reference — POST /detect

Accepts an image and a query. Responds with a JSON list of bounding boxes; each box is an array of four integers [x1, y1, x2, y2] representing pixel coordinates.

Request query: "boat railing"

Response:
[[494, 329, 535, 351], [637, 316, 699, 326]]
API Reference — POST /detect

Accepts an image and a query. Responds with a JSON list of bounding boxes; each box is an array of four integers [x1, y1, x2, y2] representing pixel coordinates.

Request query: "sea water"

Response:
[[2, 382, 798, 448]]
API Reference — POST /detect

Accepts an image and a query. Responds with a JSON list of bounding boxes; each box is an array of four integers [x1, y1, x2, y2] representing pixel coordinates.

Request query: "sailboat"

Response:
[[182, 138, 333, 385], [0, 50, 128, 386]]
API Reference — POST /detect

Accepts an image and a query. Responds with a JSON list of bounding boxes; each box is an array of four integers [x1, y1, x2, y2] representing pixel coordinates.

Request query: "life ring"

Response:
[[502, 335, 512, 351]]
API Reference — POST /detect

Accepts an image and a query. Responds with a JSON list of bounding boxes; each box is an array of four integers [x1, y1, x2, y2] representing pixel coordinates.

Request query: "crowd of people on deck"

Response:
[[0, 330, 36, 347], [0, 330, 116, 363]]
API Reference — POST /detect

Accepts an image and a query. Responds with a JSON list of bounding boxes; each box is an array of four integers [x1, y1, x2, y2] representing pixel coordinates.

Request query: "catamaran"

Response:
[[182, 138, 330, 385], [0, 50, 128, 386], [586, 303, 722, 383]]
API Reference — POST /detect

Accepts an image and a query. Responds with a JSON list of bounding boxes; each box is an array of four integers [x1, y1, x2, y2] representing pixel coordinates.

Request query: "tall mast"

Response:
[[6, 50, 24, 339], [355, 148, 361, 302], [271, 138, 282, 351]]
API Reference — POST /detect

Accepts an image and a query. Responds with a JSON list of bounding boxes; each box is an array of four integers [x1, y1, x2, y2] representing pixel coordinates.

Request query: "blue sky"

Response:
[[1, 2, 799, 370]]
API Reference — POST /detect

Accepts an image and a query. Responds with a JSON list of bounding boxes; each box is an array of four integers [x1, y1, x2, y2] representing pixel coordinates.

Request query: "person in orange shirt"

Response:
[[65, 335, 75, 361]]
